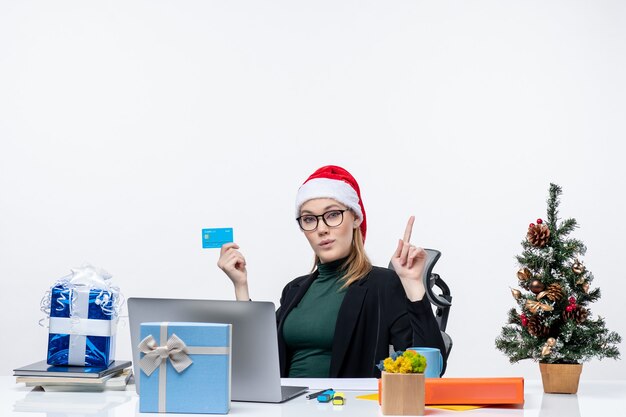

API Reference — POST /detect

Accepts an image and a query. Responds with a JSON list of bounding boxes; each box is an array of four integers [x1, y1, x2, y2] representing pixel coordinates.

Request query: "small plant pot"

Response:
[[539, 363, 583, 394], [381, 371, 425, 415]]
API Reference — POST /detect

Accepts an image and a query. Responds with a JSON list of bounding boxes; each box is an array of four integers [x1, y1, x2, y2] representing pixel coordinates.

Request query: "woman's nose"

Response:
[[317, 219, 330, 234]]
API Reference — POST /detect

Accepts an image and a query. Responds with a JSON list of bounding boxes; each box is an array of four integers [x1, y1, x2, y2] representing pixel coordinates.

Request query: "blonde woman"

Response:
[[218, 165, 446, 378]]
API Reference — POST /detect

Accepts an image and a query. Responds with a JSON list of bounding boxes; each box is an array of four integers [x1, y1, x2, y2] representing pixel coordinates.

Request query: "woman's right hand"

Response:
[[218, 243, 250, 300]]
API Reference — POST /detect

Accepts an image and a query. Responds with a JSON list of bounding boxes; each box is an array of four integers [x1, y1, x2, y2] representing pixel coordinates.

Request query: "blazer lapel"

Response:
[[329, 284, 368, 377], [280, 272, 317, 320]]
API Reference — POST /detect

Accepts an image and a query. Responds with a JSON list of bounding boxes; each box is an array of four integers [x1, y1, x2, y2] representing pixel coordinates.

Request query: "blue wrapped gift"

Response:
[[139, 322, 231, 414], [45, 265, 119, 367]]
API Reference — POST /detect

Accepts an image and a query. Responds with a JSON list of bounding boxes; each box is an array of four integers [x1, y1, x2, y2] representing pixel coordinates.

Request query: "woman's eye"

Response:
[[326, 211, 341, 219], [302, 216, 316, 224]]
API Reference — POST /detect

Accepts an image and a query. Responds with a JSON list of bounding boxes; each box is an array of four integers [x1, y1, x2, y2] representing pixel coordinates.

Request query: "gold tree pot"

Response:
[[539, 363, 583, 394]]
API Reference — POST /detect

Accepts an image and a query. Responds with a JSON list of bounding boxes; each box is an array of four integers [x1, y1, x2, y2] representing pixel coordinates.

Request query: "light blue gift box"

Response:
[[139, 322, 231, 414]]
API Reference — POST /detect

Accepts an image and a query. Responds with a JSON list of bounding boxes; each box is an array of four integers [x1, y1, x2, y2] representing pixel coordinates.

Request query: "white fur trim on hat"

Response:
[[295, 178, 363, 220]]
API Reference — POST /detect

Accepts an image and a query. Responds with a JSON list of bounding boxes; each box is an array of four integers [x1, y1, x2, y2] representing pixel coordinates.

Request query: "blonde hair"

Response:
[[312, 227, 372, 289]]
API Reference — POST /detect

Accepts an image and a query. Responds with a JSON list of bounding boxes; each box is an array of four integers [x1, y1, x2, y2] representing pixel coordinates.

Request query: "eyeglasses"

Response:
[[296, 210, 348, 231]]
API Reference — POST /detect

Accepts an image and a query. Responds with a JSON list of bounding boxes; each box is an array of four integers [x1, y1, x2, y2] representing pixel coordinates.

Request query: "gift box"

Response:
[[139, 322, 231, 414], [45, 265, 120, 367], [424, 377, 525, 405], [378, 377, 525, 406]]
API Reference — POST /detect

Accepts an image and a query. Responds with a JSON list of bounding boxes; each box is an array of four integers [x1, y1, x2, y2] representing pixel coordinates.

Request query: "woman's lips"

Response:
[[319, 239, 335, 248]]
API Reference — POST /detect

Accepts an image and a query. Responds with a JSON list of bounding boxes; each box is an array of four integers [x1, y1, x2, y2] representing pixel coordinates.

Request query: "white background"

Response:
[[1, 0, 625, 380]]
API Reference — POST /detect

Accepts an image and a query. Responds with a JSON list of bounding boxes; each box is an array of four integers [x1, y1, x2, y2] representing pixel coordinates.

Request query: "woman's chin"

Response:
[[317, 250, 347, 264]]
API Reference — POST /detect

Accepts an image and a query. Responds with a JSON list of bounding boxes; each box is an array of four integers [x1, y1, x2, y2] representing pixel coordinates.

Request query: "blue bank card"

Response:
[[202, 228, 233, 249]]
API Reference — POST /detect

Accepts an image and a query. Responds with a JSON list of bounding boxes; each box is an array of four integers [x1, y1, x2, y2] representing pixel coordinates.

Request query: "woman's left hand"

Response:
[[390, 216, 427, 301]]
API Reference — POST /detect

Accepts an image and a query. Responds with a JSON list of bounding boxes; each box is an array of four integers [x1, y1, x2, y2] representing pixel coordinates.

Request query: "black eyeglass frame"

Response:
[[296, 209, 348, 231]]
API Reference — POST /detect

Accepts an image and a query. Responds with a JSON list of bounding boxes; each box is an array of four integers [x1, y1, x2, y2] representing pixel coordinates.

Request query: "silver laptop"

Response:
[[128, 297, 308, 403]]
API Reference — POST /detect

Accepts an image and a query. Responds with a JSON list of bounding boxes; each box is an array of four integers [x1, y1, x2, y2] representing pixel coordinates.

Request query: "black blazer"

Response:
[[276, 266, 447, 378]]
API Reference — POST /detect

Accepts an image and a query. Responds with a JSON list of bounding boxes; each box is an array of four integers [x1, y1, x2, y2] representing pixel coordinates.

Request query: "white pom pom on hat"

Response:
[[295, 165, 367, 241]]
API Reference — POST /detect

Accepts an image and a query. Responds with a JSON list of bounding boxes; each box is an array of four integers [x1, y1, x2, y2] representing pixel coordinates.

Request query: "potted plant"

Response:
[[377, 350, 427, 415], [495, 184, 621, 393]]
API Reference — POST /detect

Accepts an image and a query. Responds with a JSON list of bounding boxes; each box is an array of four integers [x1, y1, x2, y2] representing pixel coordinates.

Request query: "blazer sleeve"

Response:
[[385, 273, 448, 376]]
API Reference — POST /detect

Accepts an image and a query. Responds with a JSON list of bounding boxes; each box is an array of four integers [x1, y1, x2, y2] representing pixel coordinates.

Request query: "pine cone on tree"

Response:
[[527, 223, 550, 247], [527, 315, 550, 337], [545, 283, 564, 302], [563, 306, 589, 324]]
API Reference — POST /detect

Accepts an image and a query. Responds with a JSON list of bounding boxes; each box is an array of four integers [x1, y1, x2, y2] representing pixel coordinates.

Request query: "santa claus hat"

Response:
[[295, 165, 367, 240]]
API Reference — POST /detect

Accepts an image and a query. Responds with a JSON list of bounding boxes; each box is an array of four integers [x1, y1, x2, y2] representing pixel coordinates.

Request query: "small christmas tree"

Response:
[[496, 184, 621, 364]]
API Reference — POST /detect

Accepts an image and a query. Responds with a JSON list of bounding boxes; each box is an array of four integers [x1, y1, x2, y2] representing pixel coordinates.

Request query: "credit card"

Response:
[[202, 228, 233, 249]]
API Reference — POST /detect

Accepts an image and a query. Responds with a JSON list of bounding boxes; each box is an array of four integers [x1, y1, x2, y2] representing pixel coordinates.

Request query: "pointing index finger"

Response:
[[403, 216, 415, 243]]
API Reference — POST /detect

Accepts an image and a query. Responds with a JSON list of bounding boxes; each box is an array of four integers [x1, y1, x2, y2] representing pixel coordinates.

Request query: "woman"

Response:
[[218, 165, 446, 378]]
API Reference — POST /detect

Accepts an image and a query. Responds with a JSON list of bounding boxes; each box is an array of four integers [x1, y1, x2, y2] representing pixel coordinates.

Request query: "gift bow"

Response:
[[69, 264, 113, 289], [138, 334, 193, 376]]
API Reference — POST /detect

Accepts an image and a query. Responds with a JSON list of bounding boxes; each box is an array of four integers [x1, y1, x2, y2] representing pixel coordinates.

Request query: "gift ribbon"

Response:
[[139, 322, 230, 413]]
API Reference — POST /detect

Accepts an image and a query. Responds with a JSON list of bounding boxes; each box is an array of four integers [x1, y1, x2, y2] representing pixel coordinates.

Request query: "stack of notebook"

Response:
[[14, 360, 132, 392]]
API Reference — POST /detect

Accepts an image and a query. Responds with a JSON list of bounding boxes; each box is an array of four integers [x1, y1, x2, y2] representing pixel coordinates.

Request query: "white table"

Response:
[[2, 377, 625, 416]]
